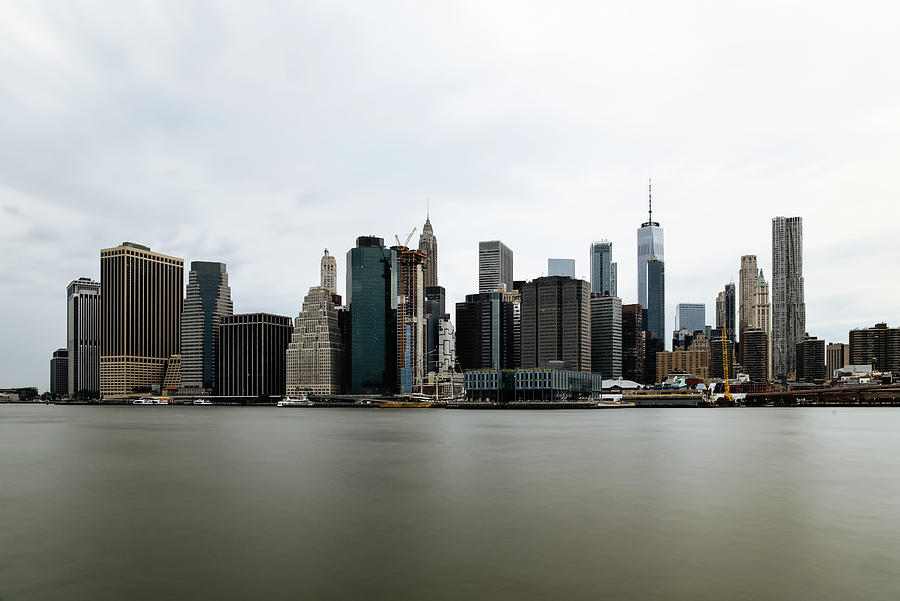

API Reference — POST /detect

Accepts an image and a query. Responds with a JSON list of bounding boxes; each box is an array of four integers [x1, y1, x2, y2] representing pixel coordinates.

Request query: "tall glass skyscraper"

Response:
[[181, 261, 233, 394], [346, 236, 397, 394], [67, 277, 100, 396], [637, 183, 664, 310], [675, 303, 705, 334], [590, 241, 616, 295], [646, 257, 665, 343]]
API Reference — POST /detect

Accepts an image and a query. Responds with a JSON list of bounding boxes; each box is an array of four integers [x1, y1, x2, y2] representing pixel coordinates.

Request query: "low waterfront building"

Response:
[[464, 369, 603, 402], [655, 350, 708, 384]]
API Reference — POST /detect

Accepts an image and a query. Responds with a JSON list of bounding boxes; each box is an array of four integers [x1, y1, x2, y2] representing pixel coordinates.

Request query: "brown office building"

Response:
[[656, 350, 709, 384], [100, 242, 184, 398], [521, 276, 591, 372], [849, 323, 900, 375], [218, 313, 292, 398]]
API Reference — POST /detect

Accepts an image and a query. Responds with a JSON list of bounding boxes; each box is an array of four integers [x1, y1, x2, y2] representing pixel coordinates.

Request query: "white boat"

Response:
[[277, 394, 313, 407], [193, 399, 212, 405], [133, 397, 158, 405]]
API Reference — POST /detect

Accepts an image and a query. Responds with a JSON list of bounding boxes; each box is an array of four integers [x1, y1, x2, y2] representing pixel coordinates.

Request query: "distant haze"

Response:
[[1, 2, 898, 389]]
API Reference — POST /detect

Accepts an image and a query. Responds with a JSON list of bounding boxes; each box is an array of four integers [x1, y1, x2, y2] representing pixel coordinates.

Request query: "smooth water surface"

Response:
[[1, 406, 899, 600]]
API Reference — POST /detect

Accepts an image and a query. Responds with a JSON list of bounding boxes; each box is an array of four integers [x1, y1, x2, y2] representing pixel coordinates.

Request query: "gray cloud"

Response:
[[1, 1, 899, 389]]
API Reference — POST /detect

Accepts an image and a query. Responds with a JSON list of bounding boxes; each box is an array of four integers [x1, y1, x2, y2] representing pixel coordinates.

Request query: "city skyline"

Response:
[[2, 3, 900, 388]]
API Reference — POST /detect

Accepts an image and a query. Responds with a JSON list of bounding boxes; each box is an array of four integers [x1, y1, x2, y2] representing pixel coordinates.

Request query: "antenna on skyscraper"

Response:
[[648, 178, 652, 223]]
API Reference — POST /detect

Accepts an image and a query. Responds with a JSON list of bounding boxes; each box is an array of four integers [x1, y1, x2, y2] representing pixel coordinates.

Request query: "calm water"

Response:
[[1, 406, 899, 600]]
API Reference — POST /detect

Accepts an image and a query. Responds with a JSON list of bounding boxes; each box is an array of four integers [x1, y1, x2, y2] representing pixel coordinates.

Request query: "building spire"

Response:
[[648, 178, 652, 223]]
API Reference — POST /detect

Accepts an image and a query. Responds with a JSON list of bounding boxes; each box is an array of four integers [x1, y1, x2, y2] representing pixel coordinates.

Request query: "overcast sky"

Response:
[[2, 1, 899, 390]]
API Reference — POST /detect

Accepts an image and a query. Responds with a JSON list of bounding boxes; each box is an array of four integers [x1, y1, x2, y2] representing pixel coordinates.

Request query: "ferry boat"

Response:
[[277, 394, 314, 407], [192, 399, 213, 405]]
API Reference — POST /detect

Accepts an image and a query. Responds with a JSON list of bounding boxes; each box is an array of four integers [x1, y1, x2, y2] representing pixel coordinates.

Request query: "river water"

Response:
[[1, 406, 898, 600]]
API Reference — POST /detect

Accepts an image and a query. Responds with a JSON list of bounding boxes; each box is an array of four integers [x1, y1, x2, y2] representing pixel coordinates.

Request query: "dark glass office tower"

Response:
[[217, 313, 292, 397], [455, 292, 516, 371], [645, 257, 665, 345], [181, 262, 233, 394], [346, 236, 397, 394], [622, 304, 645, 383], [425, 286, 446, 375]]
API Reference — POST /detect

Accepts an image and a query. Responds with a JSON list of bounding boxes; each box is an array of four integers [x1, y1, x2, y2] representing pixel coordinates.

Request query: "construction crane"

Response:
[[394, 227, 416, 250], [721, 327, 734, 405]]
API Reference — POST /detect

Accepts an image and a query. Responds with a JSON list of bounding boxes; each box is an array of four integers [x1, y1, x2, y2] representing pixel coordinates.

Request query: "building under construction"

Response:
[[393, 232, 428, 393]]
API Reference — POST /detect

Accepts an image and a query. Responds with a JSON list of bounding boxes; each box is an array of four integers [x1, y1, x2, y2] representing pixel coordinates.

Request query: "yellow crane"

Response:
[[721, 326, 734, 404]]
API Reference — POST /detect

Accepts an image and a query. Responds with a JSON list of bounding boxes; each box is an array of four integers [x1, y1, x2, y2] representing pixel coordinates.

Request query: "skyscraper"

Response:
[[753, 270, 771, 380], [622, 304, 645, 383], [591, 293, 622, 379], [675, 303, 705, 334], [346, 236, 397, 394], [645, 256, 665, 344], [521, 276, 591, 372], [772, 216, 805, 379], [100, 242, 183, 398], [320, 250, 337, 294], [50, 348, 68, 396], [180, 261, 233, 395], [738, 255, 758, 355], [548, 258, 576, 278], [285, 287, 344, 395], [796, 334, 826, 382], [478, 240, 513, 293], [424, 286, 446, 376], [418, 215, 438, 289], [609, 262, 618, 297], [637, 181, 664, 310], [715, 283, 736, 342], [67, 277, 100, 396], [742, 328, 769, 382], [455, 292, 515, 371], [437, 316, 455, 373], [590, 241, 616, 295], [218, 313, 292, 397], [395, 244, 427, 392]]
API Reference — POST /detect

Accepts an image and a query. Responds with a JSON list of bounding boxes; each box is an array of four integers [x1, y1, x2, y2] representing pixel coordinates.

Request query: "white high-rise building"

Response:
[[320, 249, 337, 294], [479, 240, 513, 293], [772, 216, 805, 379], [438, 317, 455, 373], [286, 286, 344, 395], [67, 277, 101, 396]]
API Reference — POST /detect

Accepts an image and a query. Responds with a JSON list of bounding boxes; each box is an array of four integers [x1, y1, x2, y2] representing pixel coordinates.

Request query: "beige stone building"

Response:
[[100, 242, 183, 398], [656, 350, 709, 384], [286, 286, 344, 395], [320, 250, 337, 294]]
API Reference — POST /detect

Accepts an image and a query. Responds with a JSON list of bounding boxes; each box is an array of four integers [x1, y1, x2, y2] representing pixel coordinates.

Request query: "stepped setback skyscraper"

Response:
[[67, 277, 100, 396], [772, 216, 805, 379], [100, 243, 183, 398], [479, 240, 513, 293], [180, 261, 233, 394], [285, 287, 344, 395]]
